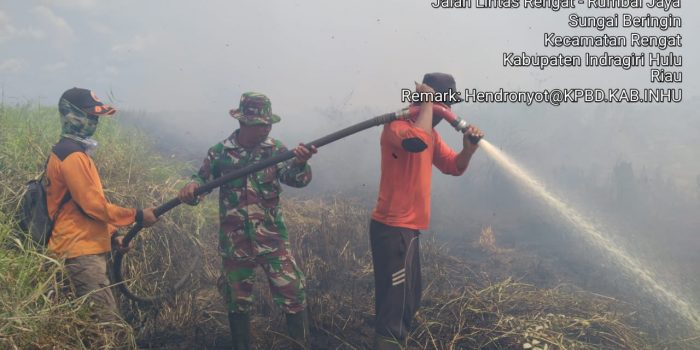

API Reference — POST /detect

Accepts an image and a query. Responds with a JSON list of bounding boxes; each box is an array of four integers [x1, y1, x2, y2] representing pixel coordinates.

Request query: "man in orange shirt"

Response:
[[46, 87, 158, 324], [370, 73, 483, 349]]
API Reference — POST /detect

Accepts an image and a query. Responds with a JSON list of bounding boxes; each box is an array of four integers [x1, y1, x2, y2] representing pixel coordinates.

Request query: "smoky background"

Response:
[[114, 94, 700, 312], [2, 0, 699, 332]]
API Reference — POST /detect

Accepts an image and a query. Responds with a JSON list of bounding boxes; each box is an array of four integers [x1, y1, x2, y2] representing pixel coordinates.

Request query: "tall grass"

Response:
[[0, 104, 210, 349], [1, 104, 695, 349], [0, 104, 132, 349]]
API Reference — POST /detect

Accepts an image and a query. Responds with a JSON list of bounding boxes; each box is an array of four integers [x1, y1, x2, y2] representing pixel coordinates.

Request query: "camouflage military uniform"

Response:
[[193, 129, 311, 314]]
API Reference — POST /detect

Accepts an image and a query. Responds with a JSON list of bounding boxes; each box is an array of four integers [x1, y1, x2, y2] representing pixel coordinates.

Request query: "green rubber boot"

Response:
[[227, 312, 251, 350], [285, 310, 311, 349], [373, 334, 401, 350]]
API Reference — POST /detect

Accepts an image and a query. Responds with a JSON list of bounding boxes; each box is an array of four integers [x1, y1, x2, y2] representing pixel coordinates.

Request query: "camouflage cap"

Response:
[[229, 92, 281, 125]]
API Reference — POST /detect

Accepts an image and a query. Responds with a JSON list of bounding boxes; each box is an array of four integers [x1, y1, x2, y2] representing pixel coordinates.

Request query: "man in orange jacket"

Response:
[[46, 87, 158, 324], [370, 73, 483, 349]]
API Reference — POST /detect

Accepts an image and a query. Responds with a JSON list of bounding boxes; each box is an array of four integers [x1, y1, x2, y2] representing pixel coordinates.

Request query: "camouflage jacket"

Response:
[[193, 130, 311, 236]]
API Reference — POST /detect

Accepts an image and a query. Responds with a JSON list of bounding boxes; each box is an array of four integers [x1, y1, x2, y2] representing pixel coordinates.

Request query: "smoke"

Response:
[[3, 0, 700, 337]]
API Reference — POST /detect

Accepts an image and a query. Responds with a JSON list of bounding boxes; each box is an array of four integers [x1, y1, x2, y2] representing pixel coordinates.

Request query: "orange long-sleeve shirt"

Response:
[[371, 120, 465, 230], [46, 140, 136, 258]]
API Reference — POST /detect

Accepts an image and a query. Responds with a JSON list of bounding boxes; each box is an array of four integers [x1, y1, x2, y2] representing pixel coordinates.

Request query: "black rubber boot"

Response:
[[228, 312, 251, 350], [285, 310, 311, 349], [373, 334, 402, 350]]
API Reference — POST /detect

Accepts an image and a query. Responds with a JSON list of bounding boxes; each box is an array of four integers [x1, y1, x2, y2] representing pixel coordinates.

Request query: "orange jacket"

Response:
[[46, 139, 136, 258], [371, 120, 464, 230]]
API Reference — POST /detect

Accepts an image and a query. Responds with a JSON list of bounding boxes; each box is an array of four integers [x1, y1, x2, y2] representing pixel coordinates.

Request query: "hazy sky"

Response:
[[2, 0, 698, 191], [1, 0, 696, 115], [4, 1, 697, 318]]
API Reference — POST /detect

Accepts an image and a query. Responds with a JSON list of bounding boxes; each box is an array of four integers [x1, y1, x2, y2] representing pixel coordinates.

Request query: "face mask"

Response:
[[59, 98, 99, 138], [80, 116, 99, 138]]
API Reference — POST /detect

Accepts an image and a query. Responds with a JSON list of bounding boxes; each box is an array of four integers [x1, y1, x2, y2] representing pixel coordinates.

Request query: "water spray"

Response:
[[113, 101, 699, 334], [479, 140, 700, 331], [407, 106, 699, 329]]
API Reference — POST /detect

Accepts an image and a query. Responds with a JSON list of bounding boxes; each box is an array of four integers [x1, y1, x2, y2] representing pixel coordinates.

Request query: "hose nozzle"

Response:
[[400, 104, 480, 144]]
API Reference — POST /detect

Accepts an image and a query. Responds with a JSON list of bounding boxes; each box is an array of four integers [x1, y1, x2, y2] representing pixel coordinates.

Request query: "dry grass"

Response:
[[175, 197, 684, 349], [2, 104, 698, 349], [0, 105, 136, 349]]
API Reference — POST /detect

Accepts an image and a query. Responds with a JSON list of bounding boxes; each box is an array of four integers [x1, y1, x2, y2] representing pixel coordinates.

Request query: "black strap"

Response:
[[37, 155, 50, 182], [48, 138, 86, 207], [45, 152, 74, 236], [48, 191, 72, 234], [52, 192, 72, 222]]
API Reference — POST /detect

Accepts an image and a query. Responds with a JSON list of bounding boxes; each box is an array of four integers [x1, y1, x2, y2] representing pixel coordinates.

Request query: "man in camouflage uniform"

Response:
[[179, 92, 316, 350]]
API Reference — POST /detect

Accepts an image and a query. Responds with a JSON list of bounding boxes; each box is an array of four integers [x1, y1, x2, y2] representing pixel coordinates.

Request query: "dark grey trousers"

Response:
[[370, 220, 421, 342], [64, 253, 120, 323]]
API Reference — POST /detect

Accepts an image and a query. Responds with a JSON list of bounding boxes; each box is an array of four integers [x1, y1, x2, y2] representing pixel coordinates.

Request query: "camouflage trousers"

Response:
[[220, 250, 307, 314]]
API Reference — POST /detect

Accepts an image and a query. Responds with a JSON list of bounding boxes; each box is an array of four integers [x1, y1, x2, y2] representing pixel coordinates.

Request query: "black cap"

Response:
[[422, 72, 463, 105], [59, 87, 116, 116]]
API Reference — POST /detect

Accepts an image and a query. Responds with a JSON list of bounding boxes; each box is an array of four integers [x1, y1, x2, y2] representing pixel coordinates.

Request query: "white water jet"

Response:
[[479, 139, 700, 330]]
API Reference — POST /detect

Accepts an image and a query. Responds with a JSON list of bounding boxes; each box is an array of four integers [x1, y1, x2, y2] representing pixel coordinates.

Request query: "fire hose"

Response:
[[112, 103, 478, 304]]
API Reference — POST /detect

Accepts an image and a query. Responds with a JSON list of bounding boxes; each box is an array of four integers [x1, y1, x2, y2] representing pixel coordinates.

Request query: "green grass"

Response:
[[1, 103, 695, 349], [0, 104, 213, 349]]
